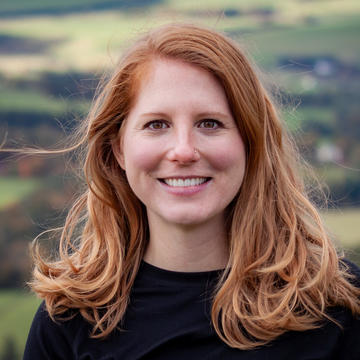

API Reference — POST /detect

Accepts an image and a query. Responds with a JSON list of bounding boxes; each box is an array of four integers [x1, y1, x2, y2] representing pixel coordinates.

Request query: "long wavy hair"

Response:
[[30, 23, 360, 349]]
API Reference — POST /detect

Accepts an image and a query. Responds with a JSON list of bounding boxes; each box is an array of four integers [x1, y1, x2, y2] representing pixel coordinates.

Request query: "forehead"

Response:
[[130, 57, 232, 115]]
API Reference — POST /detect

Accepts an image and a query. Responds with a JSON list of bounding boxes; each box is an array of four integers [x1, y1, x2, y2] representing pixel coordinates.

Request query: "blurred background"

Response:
[[0, 0, 359, 358]]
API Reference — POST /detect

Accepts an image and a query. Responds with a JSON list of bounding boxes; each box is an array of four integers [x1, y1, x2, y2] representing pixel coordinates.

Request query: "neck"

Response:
[[144, 214, 229, 272]]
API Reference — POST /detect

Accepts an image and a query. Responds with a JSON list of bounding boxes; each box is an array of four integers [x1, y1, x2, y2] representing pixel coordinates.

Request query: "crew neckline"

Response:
[[139, 260, 224, 285]]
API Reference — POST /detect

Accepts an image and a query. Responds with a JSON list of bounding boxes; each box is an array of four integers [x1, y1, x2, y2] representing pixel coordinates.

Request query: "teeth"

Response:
[[164, 178, 208, 187]]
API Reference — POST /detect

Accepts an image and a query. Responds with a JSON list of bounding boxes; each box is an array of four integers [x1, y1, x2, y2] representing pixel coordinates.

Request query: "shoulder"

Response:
[[29, 301, 83, 332], [333, 304, 360, 359], [23, 302, 88, 360], [330, 259, 360, 358]]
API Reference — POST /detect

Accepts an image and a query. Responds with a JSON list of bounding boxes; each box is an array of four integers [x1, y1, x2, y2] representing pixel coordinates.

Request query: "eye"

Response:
[[145, 120, 168, 130], [198, 119, 221, 129]]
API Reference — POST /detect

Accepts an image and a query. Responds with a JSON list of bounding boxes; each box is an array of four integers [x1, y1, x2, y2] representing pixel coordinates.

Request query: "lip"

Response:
[[159, 175, 210, 179], [158, 176, 212, 195]]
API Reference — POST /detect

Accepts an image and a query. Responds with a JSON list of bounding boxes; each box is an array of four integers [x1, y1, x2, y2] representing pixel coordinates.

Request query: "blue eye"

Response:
[[146, 120, 168, 130], [199, 119, 220, 129]]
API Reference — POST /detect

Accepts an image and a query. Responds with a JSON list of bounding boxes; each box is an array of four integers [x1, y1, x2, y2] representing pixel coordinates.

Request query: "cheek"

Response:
[[208, 137, 246, 171], [123, 140, 161, 174]]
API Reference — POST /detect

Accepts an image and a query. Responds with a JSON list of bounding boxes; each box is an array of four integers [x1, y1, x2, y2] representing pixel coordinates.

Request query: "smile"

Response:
[[161, 177, 210, 187]]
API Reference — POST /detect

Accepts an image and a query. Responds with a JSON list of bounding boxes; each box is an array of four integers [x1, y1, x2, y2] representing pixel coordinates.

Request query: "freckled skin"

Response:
[[115, 58, 246, 228]]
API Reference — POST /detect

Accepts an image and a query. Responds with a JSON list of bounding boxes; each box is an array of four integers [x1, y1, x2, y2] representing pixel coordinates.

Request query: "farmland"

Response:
[[0, 0, 359, 358], [0, 177, 40, 209], [0, 290, 41, 359]]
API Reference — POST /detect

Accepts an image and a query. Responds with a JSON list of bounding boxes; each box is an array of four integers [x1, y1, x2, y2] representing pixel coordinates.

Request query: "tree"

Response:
[[0, 337, 18, 360]]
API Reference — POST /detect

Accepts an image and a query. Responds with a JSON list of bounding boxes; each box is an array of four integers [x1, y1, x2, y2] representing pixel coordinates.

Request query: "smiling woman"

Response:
[[23, 23, 360, 359], [114, 58, 245, 251]]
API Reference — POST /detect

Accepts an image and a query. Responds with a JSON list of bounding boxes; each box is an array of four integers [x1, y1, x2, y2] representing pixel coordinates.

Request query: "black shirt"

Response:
[[24, 261, 360, 359]]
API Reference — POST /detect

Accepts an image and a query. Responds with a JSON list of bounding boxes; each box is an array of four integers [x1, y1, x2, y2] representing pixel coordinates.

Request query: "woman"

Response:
[[24, 23, 360, 359]]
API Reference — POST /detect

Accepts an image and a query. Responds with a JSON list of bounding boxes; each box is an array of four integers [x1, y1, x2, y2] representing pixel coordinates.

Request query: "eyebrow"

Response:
[[139, 111, 231, 119], [139, 112, 169, 118], [197, 111, 231, 119]]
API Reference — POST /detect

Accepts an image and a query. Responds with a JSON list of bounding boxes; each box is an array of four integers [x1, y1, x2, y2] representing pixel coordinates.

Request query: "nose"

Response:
[[166, 128, 200, 164]]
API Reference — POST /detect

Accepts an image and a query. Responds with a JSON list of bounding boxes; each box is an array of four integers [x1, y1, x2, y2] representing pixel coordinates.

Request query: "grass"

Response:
[[0, 12, 165, 74], [0, 86, 88, 114], [322, 208, 360, 248], [283, 106, 336, 132], [242, 16, 360, 68], [0, 1, 359, 74], [0, 0, 164, 16], [169, 0, 360, 15], [0, 1, 358, 356], [1, 0, 359, 15], [0, 177, 41, 209], [0, 290, 41, 359]]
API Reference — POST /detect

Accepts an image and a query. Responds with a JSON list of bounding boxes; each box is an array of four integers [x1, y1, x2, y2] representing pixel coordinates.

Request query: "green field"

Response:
[[0, 290, 41, 359], [322, 208, 360, 248], [0, 1, 359, 357], [0, 177, 41, 209], [0, 0, 359, 133], [0, 0, 359, 74], [0, 1, 359, 125], [0, 0, 126, 13], [0, 85, 89, 115]]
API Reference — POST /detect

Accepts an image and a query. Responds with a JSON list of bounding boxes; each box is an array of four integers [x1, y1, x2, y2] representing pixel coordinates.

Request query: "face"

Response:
[[115, 58, 246, 228]]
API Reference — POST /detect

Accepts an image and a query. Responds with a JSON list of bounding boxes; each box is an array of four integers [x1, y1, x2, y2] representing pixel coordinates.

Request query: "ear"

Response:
[[112, 136, 126, 171]]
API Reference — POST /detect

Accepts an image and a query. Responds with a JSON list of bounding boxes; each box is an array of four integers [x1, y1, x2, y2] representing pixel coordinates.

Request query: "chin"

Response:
[[163, 211, 215, 227]]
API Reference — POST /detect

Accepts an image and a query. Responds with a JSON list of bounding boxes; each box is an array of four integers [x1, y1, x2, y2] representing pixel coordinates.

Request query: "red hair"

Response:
[[29, 23, 360, 349]]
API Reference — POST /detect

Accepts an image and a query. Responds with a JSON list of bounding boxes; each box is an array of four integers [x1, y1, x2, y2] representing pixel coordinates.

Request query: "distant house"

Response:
[[278, 56, 338, 77], [316, 143, 343, 163]]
